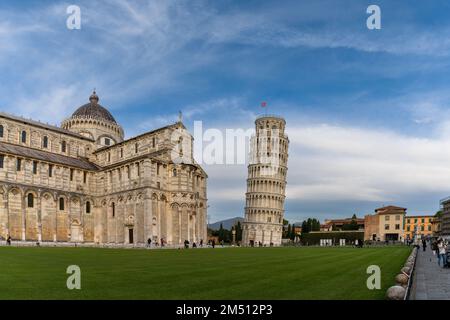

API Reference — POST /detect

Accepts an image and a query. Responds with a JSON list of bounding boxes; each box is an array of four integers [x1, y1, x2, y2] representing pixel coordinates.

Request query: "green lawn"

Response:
[[0, 246, 410, 300]]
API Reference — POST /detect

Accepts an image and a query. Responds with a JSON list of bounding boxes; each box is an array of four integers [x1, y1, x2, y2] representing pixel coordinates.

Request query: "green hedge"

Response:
[[301, 231, 364, 245]]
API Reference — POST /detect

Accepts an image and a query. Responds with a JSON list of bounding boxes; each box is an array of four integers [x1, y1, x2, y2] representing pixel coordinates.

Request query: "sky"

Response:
[[1, 0, 450, 223]]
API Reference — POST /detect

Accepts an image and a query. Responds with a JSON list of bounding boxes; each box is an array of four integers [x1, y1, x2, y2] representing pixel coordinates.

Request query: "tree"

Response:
[[234, 221, 243, 242], [218, 223, 225, 242], [301, 218, 321, 234], [342, 214, 359, 231]]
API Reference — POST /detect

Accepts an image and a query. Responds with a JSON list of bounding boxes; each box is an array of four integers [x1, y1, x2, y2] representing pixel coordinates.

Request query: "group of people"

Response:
[[431, 238, 448, 268], [183, 239, 207, 249], [146, 238, 165, 248]]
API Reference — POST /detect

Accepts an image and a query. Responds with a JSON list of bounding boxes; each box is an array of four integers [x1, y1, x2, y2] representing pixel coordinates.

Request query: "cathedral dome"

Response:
[[72, 91, 117, 123], [62, 91, 124, 148]]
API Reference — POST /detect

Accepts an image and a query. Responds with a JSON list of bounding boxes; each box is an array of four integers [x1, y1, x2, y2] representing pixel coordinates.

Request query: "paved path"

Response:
[[411, 247, 450, 300]]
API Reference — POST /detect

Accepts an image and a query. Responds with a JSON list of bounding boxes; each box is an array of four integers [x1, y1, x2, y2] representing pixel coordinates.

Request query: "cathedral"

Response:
[[0, 91, 208, 246]]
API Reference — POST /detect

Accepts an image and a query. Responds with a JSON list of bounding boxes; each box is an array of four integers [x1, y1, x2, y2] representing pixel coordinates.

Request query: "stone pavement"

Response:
[[411, 246, 450, 300]]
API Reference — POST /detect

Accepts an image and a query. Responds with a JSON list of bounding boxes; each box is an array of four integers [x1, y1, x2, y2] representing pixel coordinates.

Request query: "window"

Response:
[[414, 218, 418, 223], [395, 215, 400, 220], [0, 125, 3, 138], [21, 131, 27, 143], [83, 172, 87, 184], [395, 224, 400, 230], [86, 201, 91, 214], [0, 155, 4, 169], [157, 182, 160, 189], [421, 218, 425, 223], [48, 164, 53, 177], [385, 224, 390, 230], [59, 197, 65, 211], [407, 219, 411, 224], [120, 148, 123, 158], [112, 202, 115, 218], [421, 225, 424, 231], [108, 152, 111, 162], [152, 137, 156, 148], [385, 215, 390, 221], [105, 138, 110, 146], [428, 225, 432, 231], [127, 166, 130, 179], [70, 169, 74, 181], [61, 141, 67, 153], [407, 226, 410, 231], [16, 158, 22, 171], [32, 161, 38, 174], [135, 143, 138, 153], [27, 193, 34, 208], [136, 163, 140, 177], [173, 169, 177, 177], [157, 164, 160, 175], [43, 136, 48, 148]]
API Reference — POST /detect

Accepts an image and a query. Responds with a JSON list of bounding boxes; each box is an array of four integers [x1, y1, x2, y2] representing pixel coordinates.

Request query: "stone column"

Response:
[[193, 214, 196, 243], [37, 192, 42, 242], [80, 199, 84, 242], [4, 193, 9, 236], [143, 195, 149, 242], [53, 195, 57, 242], [21, 194, 26, 241], [67, 197, 71, 242], [133, 200, 137, 244]]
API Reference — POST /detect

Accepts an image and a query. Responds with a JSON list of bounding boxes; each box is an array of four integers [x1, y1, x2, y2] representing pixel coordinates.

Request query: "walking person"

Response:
[[6, 235, 11, 246], [437, 239, 447, 267], [422, 238, 427, 252], [147, 238, 152, 248], [431, 239, 438, 262]]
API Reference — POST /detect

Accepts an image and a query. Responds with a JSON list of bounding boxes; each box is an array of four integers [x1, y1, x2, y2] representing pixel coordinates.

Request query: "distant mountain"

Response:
[[209, 217, 244, 230]]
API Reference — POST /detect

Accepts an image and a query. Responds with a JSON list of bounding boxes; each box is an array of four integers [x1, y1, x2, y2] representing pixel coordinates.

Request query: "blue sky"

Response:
[[1, 0, 450, 223]]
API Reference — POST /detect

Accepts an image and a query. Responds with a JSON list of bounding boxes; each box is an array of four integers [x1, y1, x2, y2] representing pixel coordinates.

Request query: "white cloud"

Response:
[[286, 123, 450, 202]]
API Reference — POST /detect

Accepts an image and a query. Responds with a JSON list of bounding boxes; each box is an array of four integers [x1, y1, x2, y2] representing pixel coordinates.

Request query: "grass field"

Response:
[[0, 246, 410, 300]]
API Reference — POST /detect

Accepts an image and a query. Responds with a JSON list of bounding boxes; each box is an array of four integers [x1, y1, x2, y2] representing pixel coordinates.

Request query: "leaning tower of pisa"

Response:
[[242, 115, 289, 246]]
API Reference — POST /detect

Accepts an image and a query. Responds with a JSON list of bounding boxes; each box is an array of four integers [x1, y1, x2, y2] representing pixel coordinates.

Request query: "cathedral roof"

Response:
[[71, 91, 117, 124], [0, 141, 99, 171], [0, 112, 94, 142]]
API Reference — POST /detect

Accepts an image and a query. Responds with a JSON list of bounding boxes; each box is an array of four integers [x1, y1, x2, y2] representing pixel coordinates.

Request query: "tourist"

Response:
[[200, 239, 203, 247], [437, 239, 447, 267], [422, 239, 427, 252], [184, 240, 189, 249], [6, 236, 11, 246], [147, 238, 151, 248], [212, 239, 215, 248], [431, 239, 438, 259], [193, 242, 197, 248], [161, 238, 165, 247]]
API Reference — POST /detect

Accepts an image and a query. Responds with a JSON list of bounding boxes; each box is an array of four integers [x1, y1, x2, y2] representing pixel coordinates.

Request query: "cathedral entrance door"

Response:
[[128, 228, 134, 244]]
